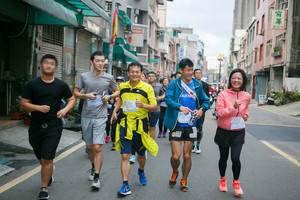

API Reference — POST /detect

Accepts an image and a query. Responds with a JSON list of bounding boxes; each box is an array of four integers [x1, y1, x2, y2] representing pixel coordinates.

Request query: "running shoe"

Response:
[[129, 155, 136, 164], [91, 178, 101, 190], [196, 145, 201, 154], [158, 132, 162, 138], [105, 136, 110, 143], [219, 178, 228, 192], [117, 183, 131, 197], [111, 143, 116, 151], [38, 187, 49, 200], [232, 180, 243, 196], [163, 133, 166, 138], [138, 168, 147, 186], [169, 171, 178, 188], [191, 145, 196, 153], [180, 179, 188, 192], [88, 168, 95, 181]]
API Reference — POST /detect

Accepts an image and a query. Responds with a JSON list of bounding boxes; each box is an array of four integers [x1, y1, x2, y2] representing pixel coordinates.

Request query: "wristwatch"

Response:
[[109, 95, 112, 100]]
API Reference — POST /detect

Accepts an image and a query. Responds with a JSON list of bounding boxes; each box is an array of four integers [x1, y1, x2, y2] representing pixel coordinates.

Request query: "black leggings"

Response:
[[218, 143, 243, 180], [159, 106, 167, 133]]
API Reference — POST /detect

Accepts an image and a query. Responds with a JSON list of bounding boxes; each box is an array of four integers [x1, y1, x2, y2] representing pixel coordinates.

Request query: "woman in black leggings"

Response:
[[214, 69, 251, 196], [158, 77, 169, 138]]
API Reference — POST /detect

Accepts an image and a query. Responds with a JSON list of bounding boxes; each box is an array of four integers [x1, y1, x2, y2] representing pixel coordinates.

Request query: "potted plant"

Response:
[[10, 96, 24, 120], [24, 111, 31, 125]]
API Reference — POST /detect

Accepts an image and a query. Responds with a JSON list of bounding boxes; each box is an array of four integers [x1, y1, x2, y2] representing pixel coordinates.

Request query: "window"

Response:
[[254, 50, 257, 63], [257, 0, 260, 9], [256, 21, 259, 35], [136, 47, 142, 53], [149, 21, 152, 37], [278, 0, 288, 9], [269, 6, 274, 22], [127, 7, 132, 20], [275, 34, 283, 49], [267, 40, 272, 55], [259, 44, 263, 61], [261, 15, 265, 32]]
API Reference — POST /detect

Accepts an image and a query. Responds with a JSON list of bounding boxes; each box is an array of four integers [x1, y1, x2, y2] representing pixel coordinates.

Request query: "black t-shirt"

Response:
[[22, 77, 73, 124]]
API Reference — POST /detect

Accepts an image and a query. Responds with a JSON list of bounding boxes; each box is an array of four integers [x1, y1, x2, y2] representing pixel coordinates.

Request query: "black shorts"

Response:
[[29, 120, 63, 160], [214, 127, 245, 147], [169, 126, 197, 142]]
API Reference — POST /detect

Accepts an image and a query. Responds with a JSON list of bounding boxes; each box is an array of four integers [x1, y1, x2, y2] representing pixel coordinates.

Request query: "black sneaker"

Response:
[[38, 187, 49, 200], [48, 176, 54, 186]]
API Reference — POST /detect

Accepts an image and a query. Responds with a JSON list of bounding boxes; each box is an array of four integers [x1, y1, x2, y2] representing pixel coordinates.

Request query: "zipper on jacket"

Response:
[[236, 91, 239, 117], [171, 82, 183, 132]]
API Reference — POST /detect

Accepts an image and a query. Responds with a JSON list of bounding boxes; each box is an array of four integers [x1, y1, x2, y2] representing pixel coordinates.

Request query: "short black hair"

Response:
[[171, 73, 175, 78], [90, 51, 105, 61], [228, 68, 247, 91], [142, 72, 147, 78], [41, 54, 58, 66], [148, 71, 157, 77], [194, 68, 202, 74], [175, 71, 181, 76], [128, 61, 143, 72], [179, 58, 194, 69]]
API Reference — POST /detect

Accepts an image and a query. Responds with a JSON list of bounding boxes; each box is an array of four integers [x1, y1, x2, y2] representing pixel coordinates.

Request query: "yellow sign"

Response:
[[217, 54, 224, 61]]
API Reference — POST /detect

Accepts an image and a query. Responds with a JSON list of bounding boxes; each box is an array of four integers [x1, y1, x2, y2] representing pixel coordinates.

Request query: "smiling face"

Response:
[[179, 65, 194, 82], [230, 72, 243, 90], [91, 55, 105, 72], [127, 65, 142, 82]]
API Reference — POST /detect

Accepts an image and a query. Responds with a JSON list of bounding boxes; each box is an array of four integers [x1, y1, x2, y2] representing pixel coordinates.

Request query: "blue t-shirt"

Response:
[[177, 80, 197, 127]]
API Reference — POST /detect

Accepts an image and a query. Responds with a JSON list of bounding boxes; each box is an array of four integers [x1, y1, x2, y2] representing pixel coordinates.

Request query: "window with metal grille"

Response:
[[42, 26, 63, 46], [278, 0, 288, 10]]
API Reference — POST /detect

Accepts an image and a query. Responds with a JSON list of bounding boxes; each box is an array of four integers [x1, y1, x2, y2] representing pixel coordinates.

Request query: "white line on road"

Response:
[[246, 122, 300, 128], [0, 142, 85, 194]]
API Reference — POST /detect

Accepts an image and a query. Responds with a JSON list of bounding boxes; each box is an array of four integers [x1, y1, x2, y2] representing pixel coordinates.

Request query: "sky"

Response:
[[166, 0, 235, 69]]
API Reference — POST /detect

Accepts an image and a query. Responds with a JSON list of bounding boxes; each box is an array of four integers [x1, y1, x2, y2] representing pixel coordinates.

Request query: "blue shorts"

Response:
[[148, 111, 160, 127], [119, 125, 146, 156]]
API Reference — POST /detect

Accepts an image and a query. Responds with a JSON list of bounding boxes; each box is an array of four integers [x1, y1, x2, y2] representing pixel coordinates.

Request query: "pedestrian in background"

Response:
[[158, 77, 169, 138], [21, 54, 76, 200], [214, 68, 251, 196]]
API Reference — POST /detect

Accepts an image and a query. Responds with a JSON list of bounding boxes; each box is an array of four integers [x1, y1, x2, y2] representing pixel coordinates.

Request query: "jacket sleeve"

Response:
[[244, 94, 251, 118], [216, 92, 237, 118], [198, 85, 210, 111], [165, 82, 182, 110]]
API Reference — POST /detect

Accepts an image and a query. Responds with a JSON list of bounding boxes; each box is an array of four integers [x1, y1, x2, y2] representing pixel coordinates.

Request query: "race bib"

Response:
[[87, 95, 103, 108], [230, 117, 245, 130], [189, 127, 197, 138], [178, 111, 191, 123], [123, 100, 138, 112]]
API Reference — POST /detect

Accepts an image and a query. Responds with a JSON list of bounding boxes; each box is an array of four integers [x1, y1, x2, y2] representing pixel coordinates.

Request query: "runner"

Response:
[[170, 73, 176, 81], [110, 76, 125, 151], [111, 62, 158, 197], [141, 72, 148, 83], [147, 71, 162, 139], [73, 51, 119, 190], [175, 71, 181, 79], [158, 77, 170, 138], [214, 68, 251, 196], [192, 69, 210, 153], [20, 54, 76, 200], [164, 58, 209, 192]]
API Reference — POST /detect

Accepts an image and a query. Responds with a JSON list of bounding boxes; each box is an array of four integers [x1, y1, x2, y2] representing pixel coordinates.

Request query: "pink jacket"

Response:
[[216, 89, 251, 131]]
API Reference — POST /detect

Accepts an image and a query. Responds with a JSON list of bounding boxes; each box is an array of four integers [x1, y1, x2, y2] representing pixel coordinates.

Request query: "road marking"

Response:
[[246, 122, 300, 128], [0, 142, 85, 194], [260, 140, 300, 167], [254, 106, 300, 121]]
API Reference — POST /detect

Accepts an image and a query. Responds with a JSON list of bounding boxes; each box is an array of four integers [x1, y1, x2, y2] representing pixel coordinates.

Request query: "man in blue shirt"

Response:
[[164, 58, 210, 192]]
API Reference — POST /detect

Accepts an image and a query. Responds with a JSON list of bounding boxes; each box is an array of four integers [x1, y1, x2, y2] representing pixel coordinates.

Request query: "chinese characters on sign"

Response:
[[272, 10, 285, 30]]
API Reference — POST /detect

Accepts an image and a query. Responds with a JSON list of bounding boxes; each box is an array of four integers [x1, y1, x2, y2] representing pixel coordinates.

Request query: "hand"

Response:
[[135, 98, 144, 108], [102, 95, 111, 103], [86, 92, 97, 100], [111, 111, 118, 124], [57, 109, 67, 118], [243, 114, 248, 121], [39, 105, 50, 113], [234, 99, 241, 108], [193, 109, 203, 119], [179, 106, 192, 115]]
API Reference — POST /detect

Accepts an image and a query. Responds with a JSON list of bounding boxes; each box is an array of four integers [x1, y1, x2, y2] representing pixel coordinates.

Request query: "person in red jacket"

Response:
[[214, 68, 251, 197]]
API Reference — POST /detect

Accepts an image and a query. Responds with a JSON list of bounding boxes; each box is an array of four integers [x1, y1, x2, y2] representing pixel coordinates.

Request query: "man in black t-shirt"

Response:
[[21, 54, 75, 200]]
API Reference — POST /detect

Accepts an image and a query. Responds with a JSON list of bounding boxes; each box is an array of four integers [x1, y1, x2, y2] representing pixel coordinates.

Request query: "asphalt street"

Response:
[[0, 108, 300, 200]]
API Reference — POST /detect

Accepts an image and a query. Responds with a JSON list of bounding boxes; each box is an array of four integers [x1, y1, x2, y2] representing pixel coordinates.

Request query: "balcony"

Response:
[[137, 53, 148, 65], [132, 23, 148, 41], [271, 51, 282, 57]]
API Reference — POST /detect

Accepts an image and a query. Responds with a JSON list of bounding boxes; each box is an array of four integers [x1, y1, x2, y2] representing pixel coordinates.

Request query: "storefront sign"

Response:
[[272, 10, 285, 30], [259, 95, 266, 104], [130, 29, 144, 47]]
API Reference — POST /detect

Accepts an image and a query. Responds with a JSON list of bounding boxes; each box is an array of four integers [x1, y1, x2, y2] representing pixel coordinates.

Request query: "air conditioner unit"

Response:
[[134, 9, 139, 15]]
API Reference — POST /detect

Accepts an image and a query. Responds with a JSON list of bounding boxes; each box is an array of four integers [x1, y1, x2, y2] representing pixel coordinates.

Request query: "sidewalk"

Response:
[[250, 101, 300, 119]]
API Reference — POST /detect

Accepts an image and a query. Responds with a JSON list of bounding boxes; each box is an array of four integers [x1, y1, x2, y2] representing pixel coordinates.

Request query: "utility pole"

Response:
[[108, 0, 116, 75], [217, 54, 224, 89]]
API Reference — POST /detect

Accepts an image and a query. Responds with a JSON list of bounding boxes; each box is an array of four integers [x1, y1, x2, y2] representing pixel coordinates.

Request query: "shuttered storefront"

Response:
[[38, 26, 63, 79], [75, 30, 92, 82]]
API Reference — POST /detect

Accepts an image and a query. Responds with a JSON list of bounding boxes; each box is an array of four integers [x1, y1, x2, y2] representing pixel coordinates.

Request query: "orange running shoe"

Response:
[[169, 172, 178, 188], [180, 179, 188, 192], [232, 180, 243, 196], [219, 178, 228, 192]]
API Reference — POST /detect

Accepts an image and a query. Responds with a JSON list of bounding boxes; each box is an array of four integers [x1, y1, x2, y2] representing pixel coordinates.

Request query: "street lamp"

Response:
[[217, 54, 224, 89]]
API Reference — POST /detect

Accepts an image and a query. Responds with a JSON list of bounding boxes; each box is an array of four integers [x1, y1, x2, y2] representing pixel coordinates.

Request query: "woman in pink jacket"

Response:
[[214, 68, 251, 196]]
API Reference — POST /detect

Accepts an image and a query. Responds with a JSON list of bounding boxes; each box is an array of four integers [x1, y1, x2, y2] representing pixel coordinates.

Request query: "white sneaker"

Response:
[[88, 168, 94, 181], [129, 155, 136, 164], [196, 146, 201, 154], [191, 146, 196, 153], [91, 178, 100, 190]]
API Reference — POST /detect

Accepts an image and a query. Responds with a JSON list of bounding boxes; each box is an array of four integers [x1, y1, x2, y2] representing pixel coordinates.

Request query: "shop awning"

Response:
[[23, 0, 79, 26], [103, 43, 138, 62], [118, 10, 132, 25], [65, 0, 110, 22]]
